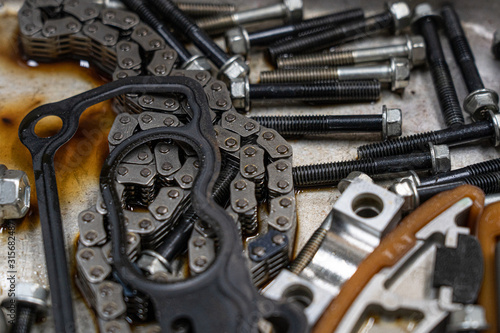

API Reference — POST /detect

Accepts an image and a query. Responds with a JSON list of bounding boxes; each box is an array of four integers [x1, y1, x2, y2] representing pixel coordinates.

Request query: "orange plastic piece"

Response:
[[313, 185, 485, 333], [477, 202, 500, 333]]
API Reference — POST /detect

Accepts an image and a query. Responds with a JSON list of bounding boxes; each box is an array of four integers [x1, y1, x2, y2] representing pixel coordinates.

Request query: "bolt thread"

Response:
[[358, 131, 440, 159], [196, 14, 235, 32], [212, 163, 240, 206], [289, 228, 328, 274], [463, 172, 500, 194], [277, 50, 355, 68], [250, 80, 380, 102], [12, 305, 36, 333], [260, 68, 339, 83], [175, 2, 236, 17], [466, 158, 500, 177], [293, 8, 365, 35], [292, 159, 378, 187]]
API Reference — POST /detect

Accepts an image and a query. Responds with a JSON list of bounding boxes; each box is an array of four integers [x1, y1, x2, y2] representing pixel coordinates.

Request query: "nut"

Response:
[[411, 3, 441, 30], [387, 1, 411, 33], [217, 55, 249, 84], [463, 89, 499, 120], [0, 165, 31, 220], [137, 251, 170, 275], [225, 27, 250, 56], [230, 77, 250, 112], [389, 178, 419, 213], [283, 0, 303, 24], [429, 143, 451, 174], [1, 283, 49, 314], [382, 105, 402, 139], [181, 55, 211, 71], [390, 57, 410, 91], [338, 171, 373, 193], [492, 30, 500, 59], [407, 35, 426, 66]]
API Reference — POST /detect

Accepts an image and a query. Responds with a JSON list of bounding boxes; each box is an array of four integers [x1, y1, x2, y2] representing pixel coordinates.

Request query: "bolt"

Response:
[[261, 57, 410, 91], [441, 4, 499, 120], [492, 30, 500, 59], [231, 77, 381, 112], [357, 112, 500, 158], [225, 8, 364, 55], [197, 0, 303, 35], [293, 145, 448, 188], [412, 3, 464, 127], [277, 35, 426, 69], [267, 2, 411, 60], [174, 1, 235, 18]]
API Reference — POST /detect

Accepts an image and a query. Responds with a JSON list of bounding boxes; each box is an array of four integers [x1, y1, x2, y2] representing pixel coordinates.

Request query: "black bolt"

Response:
[[357, 116, 497, 159], [121, 0, 192, 63], [418, 172, 500, 202], [174, 1, 235, 18], [292, 151, 438, 188], [250, 114, 384, 137], [267, 10, 396, 60], [146, 0, 230, 68], [12, 304, 36, 333], [419, 158, 500, 187], [247, 8, 364, 47], [493, 30, 500, 59], [412, 4, 464, 127], [441, 4, 484, 93]]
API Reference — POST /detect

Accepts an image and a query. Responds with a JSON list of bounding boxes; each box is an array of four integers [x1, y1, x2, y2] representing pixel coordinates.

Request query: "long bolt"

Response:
[[250, 106, 401, 139], [260, 58, 410, 91], [12, 305, 36, 333], [412, 3, 464, 127], [225, 8, 364, 55], [175, 1, 236, 17], [292, 148, 445, 188], [267, 2, 411, 61], [419, 158, 500, 187], [146, 0, 248, 80], [197, 0, 303, 34], [276, 35, 426, 68], [441, 4, 499, 120], [357, 112, 500, 158]]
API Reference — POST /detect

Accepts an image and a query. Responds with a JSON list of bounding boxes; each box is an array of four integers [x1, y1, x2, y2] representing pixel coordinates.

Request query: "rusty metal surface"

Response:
[[0, 0, 498, 331]]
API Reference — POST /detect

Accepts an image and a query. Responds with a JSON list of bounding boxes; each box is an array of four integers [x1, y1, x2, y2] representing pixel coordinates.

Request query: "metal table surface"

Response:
[[0, 0, 498, 331]]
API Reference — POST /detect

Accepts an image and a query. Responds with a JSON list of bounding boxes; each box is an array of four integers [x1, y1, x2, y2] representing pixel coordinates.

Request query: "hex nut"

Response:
[[217, 55, 249, 84], [463, 89, 499, 120], [137, 251, 170, 276], [230, 77, 250, 112], [429, 143, 451, 174], [389, 178, 419, 213], [382, 105, 402, 139], [390, 57, 410, 91], [225, 27, 250, 56], [181, 55, 211, 71], [387, 1, 411, 33], [338, 172, 373, 193], [283, 0, 303, 23], [0, 166, 31, 220], [492, 30, 500, 59], [407, 35, 426, 66]]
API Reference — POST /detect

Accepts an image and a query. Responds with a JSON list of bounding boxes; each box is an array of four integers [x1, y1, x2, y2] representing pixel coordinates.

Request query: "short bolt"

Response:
[[492, 30, 500, 59], [261, 57, 411, 91], [267, 1, 411, 60], [357, 111, 500, 158], [250, 105, 401, 139], [412, 3, 464, 127], [230, 77, 380, 112], [225, 8, 364, 55], [174, 1, 236, 18], [441, 4, 499, 120], [146, 0, 248, 81], [292, 144, 448, 188], [197, 0, 303, 35], [276, 35, 426, 69]]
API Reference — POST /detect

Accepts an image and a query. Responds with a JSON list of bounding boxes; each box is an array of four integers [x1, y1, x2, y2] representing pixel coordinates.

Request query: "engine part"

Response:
[[0, 165, 30, 222]]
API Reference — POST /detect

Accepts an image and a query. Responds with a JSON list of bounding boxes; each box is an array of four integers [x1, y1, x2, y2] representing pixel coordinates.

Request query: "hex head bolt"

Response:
[[197, 0, 303, 35], [174, 1, 236, 18], [250, 106, 402, 139], [412, 3, 464, 127], [260, 57, 411, 91], [230, 77, 380, 112], [146, 0, 249, 82], [225, 8, 365, 55], [121, 0, 210, 70], [267, 1, 411, 61], [441, 4, 499, 120], [1, 283, 49, 333], [276, 35, 426, 69], [292, 144, 449, 188]]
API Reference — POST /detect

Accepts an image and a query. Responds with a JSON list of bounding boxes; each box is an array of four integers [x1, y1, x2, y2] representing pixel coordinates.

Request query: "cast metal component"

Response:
[[0, 165, 30, 221], [277, 35, 426, 68], [334, 198, 483, 333]]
